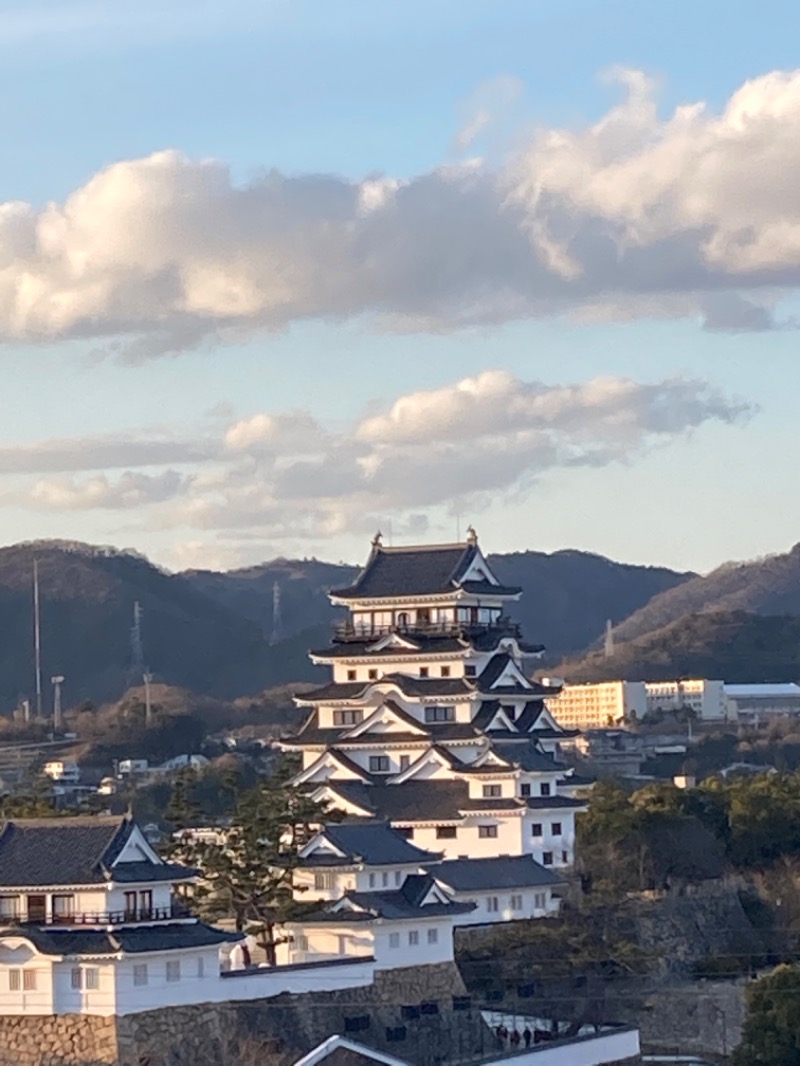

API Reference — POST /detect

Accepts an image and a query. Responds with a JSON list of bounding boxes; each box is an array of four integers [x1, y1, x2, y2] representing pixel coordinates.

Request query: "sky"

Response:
[[1, 0, 800, 575]]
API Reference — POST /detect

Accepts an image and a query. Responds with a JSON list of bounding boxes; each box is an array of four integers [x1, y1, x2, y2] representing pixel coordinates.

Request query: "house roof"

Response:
[[427, 854, 566, 892], [525, 796, 586, 810], [0, 816, 195, 887], [9, 921, 240, 957], [297, 675, 474, 704], [304, 822, 438, 866], [292, 1035, 411, 1066]]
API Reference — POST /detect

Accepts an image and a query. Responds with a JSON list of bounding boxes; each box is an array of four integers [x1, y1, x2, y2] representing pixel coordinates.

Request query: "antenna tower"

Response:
[[51, 675, 65, 732], [604, 619, 614, 658], [33, 559, 42, 718], [270, 581, 282, 646], [130, 601, 145, 682]]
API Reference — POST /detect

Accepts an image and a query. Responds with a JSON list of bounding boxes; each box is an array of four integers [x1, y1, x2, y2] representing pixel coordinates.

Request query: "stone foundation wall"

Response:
[[0, 1015, 118, 1066], [0, 962, 478, 1066], [637, 976, 747, 1060]]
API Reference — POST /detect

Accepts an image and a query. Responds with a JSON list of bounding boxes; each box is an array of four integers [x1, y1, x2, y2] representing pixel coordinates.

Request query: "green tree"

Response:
[[175, 776, 330, 965], [734, 965, 800, 1066]]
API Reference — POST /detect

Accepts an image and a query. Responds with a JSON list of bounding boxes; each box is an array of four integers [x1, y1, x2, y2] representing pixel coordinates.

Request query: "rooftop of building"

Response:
[[725, 683, 800, 698], [0, 815, 194, 888], [302, 822, 440, 867], [426, 854, 566, 892], [329, 537, 521, 602], [315, 874, 476, 922], [8, 921, 239, 957]]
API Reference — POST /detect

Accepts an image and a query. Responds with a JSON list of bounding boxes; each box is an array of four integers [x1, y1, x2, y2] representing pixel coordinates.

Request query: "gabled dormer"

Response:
[[292, 749, 374, 786], [343, 700, 429, 738]]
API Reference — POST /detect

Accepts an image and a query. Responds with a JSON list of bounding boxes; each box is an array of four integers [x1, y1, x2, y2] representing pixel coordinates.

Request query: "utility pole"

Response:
[[143, 672, 153, 727], [269, 582, 282, 646], [33, 560, 42, 718], [51, 675, 64, 732]]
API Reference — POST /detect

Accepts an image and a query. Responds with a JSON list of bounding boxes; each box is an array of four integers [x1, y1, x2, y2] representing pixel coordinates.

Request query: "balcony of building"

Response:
[[0, 897, 191, 928], [332, 616, 522, 643]]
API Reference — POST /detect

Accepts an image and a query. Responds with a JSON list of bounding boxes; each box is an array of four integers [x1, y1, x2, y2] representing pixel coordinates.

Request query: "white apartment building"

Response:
[[725, 683, 800, 721]]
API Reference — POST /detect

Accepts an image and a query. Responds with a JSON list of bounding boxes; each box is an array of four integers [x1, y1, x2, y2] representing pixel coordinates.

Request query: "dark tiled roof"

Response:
[[311, 636, 469, 659], [343, 875, 475, 920], [307, 822, 438, 866], [0, 817, 132, 887], [330, 544, 477, 600], [457, 580, 521, 597], [427, 855, 565, 892], [282, 710, 482, 747], [0, 816, 196, 888], [324, 781, 470, 822], [110, 861, 197, 884], [558, 773, 597, 787], [12, 921, 239, 957], [475, 656, 557, 699], [525, 796, 587, 810], [296, 674, 474, 704], [458, 798, 524, 812]]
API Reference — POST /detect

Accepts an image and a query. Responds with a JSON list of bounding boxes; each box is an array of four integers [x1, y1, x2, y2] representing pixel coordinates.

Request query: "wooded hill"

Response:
[[0, 540, 690, 712], [561, 610, 800, 685]]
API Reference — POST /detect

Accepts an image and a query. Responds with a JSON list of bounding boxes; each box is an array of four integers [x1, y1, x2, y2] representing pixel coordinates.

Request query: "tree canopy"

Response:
[[734, 965, 800, 1066]]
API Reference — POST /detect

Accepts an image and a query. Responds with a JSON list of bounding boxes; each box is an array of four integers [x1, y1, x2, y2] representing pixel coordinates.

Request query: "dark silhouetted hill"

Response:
[[611, 543, 800, 645], [0, 541, 325, 711], [561, 610, 800, 684], [0, 540, 692, 714]]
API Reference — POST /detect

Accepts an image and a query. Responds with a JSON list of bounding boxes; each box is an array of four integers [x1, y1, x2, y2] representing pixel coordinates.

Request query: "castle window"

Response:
[[23, 970, 36, 991], [389, 933, 400, 949], [347, 670, 357, 681], [520, 784, 531, 797], [510, 895, 523, 911], [314, 872, 335, 891], [399, 755, 410, 771], [333, 709, 362, 727], [478, 825, 498, 839], [552, 822, 562, 837], [482, 785, 501, 798], [369, 756, 390, 773], [441, 666, 451, 678], [465, 665, 476, 677], [424, 706, 454, 723], [420, 667, 429, 678], [166, 961, 181, 982], [542, 852, 554, 866], [85, 968, 99, 991], [408, 930, 419, 946], [428, 928, 438, 944], [133, 964, 148, 987], [486, 896, 499, 912], [368, 669, 379, 680], [531, 823, 543, 837], [8, 970, 20, 991], [436, 826, 457, 839], [534, 893, 546, 909], [540, 782, 551, 797]]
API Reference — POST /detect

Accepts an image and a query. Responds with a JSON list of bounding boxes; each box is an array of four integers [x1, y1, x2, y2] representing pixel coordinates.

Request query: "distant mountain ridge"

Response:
[[561, 610, 800, 685], [0, 539, 694, 714], [610, 543, 800, 645], [184, 548, 693, 663]]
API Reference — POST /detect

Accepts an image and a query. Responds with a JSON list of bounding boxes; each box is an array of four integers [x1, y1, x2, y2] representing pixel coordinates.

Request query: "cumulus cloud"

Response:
[[4, 372, 752, 543], [1, 68, 800, 353]]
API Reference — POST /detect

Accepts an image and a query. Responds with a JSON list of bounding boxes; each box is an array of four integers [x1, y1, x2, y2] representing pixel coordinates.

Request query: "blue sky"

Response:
[[1, 0, 799, 573]]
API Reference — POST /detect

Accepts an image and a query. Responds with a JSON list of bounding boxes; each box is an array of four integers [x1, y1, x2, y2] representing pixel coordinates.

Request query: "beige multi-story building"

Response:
[[546, 678, 728, 730], [544, 681, 644, 730]]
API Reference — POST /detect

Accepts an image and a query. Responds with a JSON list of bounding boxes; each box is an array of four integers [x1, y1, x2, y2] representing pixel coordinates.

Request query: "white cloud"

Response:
[[29, 470, 190, 510], [6, 372, 751, 547], [1, 68, 800, 353]]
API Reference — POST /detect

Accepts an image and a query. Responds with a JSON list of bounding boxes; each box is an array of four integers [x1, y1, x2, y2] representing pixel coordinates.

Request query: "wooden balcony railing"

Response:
[[6, 902, 191, 927]]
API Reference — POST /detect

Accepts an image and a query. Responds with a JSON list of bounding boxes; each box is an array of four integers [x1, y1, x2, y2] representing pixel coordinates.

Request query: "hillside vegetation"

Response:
[[562, 610, 800, 684], [612, 542, 800, 644]]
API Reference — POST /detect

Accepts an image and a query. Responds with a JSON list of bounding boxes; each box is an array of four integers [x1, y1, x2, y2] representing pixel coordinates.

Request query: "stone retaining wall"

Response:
[[0, 1015, 118, 1066], [0, 962, 477, 1066]]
